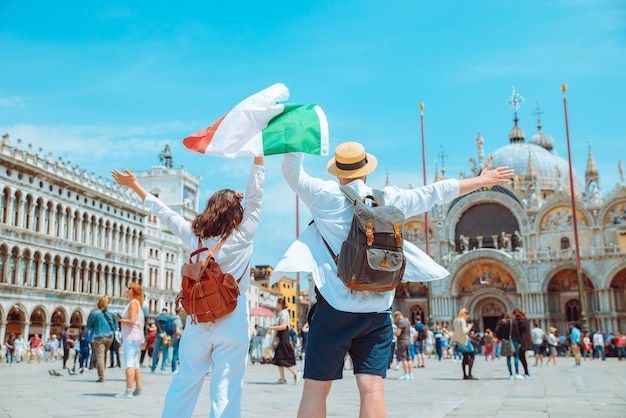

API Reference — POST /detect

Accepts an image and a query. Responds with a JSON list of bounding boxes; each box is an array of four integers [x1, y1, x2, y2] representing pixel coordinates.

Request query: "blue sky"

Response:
[[1, 0, 625, 271]]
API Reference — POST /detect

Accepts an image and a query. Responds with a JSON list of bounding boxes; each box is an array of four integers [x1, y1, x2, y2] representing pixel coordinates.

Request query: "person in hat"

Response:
[[546, 326, 559, 366], [276, 143, 514, 417]]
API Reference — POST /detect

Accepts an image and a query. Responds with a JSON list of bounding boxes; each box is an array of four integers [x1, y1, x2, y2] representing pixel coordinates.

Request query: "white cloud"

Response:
[[0, 96, 24, 108]]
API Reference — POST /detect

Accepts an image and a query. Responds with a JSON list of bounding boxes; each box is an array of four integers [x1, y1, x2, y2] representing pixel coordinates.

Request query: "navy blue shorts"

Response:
[[303, 294, 392, 381]]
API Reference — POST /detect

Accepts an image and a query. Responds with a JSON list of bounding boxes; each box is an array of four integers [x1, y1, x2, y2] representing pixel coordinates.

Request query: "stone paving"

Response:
[[0, 355, 624, 417]]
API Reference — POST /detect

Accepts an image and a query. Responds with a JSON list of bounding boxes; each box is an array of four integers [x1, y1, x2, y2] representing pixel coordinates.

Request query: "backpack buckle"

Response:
[[365, 221, 374, 246]]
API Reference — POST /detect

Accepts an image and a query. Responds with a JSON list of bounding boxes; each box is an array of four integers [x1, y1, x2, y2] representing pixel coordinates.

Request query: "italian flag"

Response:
[[183, 83, 329, 157]]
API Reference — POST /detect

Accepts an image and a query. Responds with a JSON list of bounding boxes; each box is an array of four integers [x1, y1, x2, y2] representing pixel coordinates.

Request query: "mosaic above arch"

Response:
[[457, 261, 516, 294], [604, 201, 626, 225], [540, 206, 589, 231], [403, 220, 434, 244], [396, 282, 428, 298], [547, 269, 593, 292]]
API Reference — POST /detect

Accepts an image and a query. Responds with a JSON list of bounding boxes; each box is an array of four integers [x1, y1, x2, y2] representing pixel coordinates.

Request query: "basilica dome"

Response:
[[490, 124, 581, 195]]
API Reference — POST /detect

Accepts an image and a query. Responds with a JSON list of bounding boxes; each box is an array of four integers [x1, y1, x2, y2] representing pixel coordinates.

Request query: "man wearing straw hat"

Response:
[[274, 142, 514, 418]]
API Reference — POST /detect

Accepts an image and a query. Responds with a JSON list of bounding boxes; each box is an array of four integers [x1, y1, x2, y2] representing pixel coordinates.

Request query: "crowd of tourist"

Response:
[[386, 311, 626, 381], [0, 305, 184, 378]]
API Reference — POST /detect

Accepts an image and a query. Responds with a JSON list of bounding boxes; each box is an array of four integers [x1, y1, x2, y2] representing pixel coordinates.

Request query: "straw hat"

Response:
[[549, 326, 557, 333], [326, 142, 378, 179]]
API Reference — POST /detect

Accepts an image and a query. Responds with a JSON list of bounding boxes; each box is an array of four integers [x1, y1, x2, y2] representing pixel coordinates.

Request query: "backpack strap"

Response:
[[340, 185, 383, 207], [191, 235, 230, 263]]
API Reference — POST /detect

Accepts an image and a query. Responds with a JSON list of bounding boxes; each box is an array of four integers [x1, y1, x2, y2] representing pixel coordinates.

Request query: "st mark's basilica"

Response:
[[393, 104, 626, 335]]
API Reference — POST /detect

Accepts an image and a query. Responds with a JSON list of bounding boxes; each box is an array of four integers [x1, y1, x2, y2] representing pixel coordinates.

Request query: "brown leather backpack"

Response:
[[175, 236, 245, 324]]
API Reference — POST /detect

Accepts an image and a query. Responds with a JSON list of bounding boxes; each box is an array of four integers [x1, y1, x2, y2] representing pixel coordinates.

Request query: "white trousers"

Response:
[[162, 294, 249, 418]]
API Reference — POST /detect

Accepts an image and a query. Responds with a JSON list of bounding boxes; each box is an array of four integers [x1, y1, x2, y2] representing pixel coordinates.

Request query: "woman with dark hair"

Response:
[[495, 312, 524, 379], [513, 308, 533, 378], [267, 297, 299, 384], [113, 281, 145, 398], [112, 156, 264, 417]]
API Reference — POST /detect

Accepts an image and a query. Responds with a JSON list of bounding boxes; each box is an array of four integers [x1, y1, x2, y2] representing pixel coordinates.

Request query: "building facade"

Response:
[[0, 134, 148, 341], [393, 109, 626, 335]]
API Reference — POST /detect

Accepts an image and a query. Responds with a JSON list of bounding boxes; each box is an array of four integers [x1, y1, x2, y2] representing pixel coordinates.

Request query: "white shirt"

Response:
[[271, 153, 459, 313], [593, 332, 604, 347], [121, 299, 145, 343], [143, 163, 264, 294], [530, 327, 544, 345]]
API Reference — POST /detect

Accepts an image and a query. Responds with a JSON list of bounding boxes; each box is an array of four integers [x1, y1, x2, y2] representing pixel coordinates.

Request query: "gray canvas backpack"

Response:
[[322, 185, 406, 293]]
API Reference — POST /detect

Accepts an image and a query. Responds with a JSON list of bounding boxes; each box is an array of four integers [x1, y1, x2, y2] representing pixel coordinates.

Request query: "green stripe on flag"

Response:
[[261, 103, 323, 155]]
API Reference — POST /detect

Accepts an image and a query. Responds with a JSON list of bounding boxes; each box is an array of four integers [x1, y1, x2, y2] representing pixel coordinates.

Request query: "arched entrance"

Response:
[[408, 304, 426, 325], [50, 308, 67, 337], [472, 297, 507, 332], [6, 305, 26, 336], [29, 307, 46, 339]]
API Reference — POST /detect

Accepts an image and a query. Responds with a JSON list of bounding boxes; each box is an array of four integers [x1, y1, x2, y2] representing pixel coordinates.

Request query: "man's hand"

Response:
[[478, 164, 515, 188]]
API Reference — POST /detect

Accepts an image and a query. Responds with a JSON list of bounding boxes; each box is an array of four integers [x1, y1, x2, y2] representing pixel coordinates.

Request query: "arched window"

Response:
[[12, 191, 21, 226], [90, 216, 97, 246], [51, 256, 61, 290], [72, 211, 80, 242], [561, 237, 570, 250], [103, 266, 109, 295], [43, 254, 51, 289], [64, 207, 71, 239], [0, 188, 8, 223], [73, 259, 80, 292], [61, 258, 70, 290], [0, 245, 7, 283], [54, 204, 62, 236], [95, 219, 103, 247], [455, 202, 519, 252], [81, 261, 88, 293], [30, 252, 41, 287], [125, 227, 131, 254], [104, 222, 110, 250], [565, 299, 580, 322], [409, 304, 426, 325], [9, 247, 19, 285], [19, 250, 29, 286], [81, 213, 89, 243], [44, 202, 53, 234], [24, 195, 33, 229], [34, 198, 43, 232]]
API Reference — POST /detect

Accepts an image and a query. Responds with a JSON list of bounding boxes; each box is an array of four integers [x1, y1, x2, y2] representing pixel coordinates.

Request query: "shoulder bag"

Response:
[[500, 321, 516, 357]]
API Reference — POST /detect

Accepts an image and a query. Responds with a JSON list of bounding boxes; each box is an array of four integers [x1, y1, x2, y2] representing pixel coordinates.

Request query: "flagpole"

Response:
[[296, 196, 301, 329], [420, 102, 434, 327], [561, 84, 590, 333]]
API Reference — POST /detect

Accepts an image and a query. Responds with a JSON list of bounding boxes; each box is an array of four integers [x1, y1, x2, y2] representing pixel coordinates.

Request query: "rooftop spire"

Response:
[[525, 153, 537, 181], [585, 142, 598, 179], [476, 132, 485, 168], [507, 86, 525, 143], [439, 146, 447, 178]]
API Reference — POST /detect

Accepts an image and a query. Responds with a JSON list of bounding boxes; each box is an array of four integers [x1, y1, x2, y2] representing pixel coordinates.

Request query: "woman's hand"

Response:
[[112, 169, 135, 186], [111, 169, 148, 200]]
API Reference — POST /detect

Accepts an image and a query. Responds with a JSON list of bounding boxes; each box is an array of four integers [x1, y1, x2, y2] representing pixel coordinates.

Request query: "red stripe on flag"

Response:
[[183, 113, 228, 154]]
